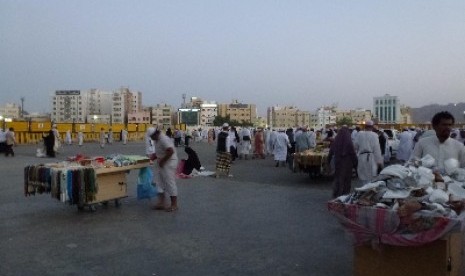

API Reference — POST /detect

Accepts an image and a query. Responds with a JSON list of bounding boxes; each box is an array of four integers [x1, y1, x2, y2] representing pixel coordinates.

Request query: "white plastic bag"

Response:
[[444, 158, 459, 175], [428, 189, 449, 204], [420, 154, 435, 168]]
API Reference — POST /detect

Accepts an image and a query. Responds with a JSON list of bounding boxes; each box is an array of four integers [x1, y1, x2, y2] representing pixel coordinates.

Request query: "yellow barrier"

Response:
[[11, 131, 147, 145], [2, 121, 167, 144]]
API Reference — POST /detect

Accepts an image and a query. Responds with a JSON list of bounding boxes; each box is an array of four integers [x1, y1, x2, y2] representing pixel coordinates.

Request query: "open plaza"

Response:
[[1, 140, 352, 276]]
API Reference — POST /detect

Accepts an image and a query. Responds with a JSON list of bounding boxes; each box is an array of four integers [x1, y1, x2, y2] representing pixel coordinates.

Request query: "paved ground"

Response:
[[0, 141, 353, 276]]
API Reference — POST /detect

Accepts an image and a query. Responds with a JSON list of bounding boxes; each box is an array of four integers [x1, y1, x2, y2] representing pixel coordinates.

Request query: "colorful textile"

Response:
[[328, 201, 463, 246], [216, 152, 231, 173], [24, 165, 97, 204]]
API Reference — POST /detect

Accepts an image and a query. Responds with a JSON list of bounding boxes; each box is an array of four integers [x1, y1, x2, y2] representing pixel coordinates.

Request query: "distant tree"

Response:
[[336, 116, 353, 126], [213, 115, 231, 126], [214, 115, 256, 127]]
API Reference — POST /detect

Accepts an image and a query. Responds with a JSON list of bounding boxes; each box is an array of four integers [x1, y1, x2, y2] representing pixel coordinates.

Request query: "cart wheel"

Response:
[[89, 205, 97, 212], [101, 201, 109, 207], [115, 199, 121, 208]]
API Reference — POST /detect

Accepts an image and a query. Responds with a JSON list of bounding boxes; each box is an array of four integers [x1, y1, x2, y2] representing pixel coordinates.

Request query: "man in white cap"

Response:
[[150, 129, 179, 212], [354, 120, 383, 185], [272, 128, 291, 167], [239, 126, 252, 160], [216, 123, 232, 177]]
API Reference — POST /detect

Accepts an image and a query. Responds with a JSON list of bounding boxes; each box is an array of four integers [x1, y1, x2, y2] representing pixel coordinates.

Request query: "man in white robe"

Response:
[[308, 128, 317, 149], [351, 126, 360, 144], [121, 129, 128, 145], [269, 129, 278, 156], [396, 128, 414, 163], [272, 129, 290, 167], [354, 121, 383, 185], [78, 131, 84, 147], [412, 111, 465, 173], [239, 127, 252, 160], [65, 130, 72, 145]]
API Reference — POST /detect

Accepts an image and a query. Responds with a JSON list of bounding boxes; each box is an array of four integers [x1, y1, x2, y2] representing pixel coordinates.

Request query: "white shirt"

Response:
[[154, 133, 178, 161], [0, 130, 6, 142], [412, 136, 465, 172]]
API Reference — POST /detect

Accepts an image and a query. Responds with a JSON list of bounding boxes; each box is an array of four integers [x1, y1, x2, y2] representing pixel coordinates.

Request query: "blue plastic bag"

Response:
[[137, 167, 157, 200]]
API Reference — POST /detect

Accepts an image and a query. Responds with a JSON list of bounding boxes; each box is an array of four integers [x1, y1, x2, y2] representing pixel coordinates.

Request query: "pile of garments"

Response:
[[328, 154, 465, 246], [66, 154, 150, 167]]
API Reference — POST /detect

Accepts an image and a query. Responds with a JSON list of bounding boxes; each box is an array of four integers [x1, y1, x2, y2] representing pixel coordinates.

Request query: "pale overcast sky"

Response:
[[1, 0, 464, 116]]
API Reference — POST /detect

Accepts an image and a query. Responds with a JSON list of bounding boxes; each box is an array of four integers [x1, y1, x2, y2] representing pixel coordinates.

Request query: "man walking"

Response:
[[354, 120, 383, 185], [216, 123, 232, 178]]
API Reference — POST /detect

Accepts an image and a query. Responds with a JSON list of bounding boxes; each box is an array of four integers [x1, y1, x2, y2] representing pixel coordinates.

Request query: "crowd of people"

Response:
[[0, 127, 16, 157], [8, 111, 465, 214]]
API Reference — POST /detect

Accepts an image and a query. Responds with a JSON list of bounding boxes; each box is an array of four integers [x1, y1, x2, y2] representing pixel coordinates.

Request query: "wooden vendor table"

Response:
[[86, 162, 150, 210], [328, 201, 465, 276], [354, 232, 465, 276], [25, 159, 151, 212]]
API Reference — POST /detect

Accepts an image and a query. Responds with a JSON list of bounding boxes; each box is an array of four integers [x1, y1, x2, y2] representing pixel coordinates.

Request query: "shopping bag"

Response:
[[137, 167, 156, 200]]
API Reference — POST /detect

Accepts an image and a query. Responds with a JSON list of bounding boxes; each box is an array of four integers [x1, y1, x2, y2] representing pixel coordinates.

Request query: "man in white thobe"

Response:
[[354, 121, 383, 185], [269, 129, 278, 156], [396, 128, 414, 163], [412, 111, 465, 173], [239, 127, 252, 160], [308, 128, 317, 149], [264, 128, 272, 155], [65, 130, 72, 145], [121, 129, 128, 145], [272, 129, 290, 167]]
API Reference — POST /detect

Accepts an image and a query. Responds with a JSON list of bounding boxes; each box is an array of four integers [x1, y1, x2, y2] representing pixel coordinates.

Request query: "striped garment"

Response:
[[216, 152, 231, 173]]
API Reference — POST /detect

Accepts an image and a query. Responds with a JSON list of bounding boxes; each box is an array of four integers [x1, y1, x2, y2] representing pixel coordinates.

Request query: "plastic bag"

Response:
[[420, 154, 435, 168], [137, 167, 156, 200], [444, 158, 459, 175]]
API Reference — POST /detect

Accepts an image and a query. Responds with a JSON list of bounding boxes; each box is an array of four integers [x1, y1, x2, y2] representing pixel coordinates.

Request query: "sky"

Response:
[[1, 0, 464, 116]]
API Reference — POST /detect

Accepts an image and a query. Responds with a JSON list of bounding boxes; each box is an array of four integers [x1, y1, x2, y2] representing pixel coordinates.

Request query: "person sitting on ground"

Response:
[[183, 147, 202, 175]]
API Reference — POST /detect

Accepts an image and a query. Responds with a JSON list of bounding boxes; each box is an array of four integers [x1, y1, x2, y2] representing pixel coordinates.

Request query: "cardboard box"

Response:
[[354, 232, 465, 276]]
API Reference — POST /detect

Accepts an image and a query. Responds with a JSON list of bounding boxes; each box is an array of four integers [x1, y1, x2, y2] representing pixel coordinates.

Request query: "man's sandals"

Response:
[[152, 205, 178, 212]]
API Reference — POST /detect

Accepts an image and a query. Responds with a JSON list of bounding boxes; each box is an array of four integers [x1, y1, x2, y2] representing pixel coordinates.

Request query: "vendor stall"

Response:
[[328, 157, 465, 276], [24, 154, 151, 211], [293, 144, 331, 177]]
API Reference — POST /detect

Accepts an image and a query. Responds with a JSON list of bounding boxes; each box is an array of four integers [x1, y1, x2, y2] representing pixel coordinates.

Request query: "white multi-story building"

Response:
[[267, 105, 311, 129], [51, 89, 113, 123], [200, 102, 217, 127], [151, 104, 173, 129], [373, 94, 401, 124], [335, 108, 372, 125], [112, 87, 142, 124], [51, 90, 87, 123], [0, 103, 21, 119], [88, 89, 112, 117], [311, 106, 337, 129]]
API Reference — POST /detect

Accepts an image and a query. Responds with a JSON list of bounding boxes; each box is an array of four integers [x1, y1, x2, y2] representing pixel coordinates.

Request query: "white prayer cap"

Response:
[[222, 123, 229, 128], [365, 120, 374, 126], [146, 127, 156, 136]]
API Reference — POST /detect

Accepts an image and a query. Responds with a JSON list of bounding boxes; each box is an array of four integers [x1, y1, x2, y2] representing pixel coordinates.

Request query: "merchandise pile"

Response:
[[328, 154, 465, 246], [66, 154, 150, 168]]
